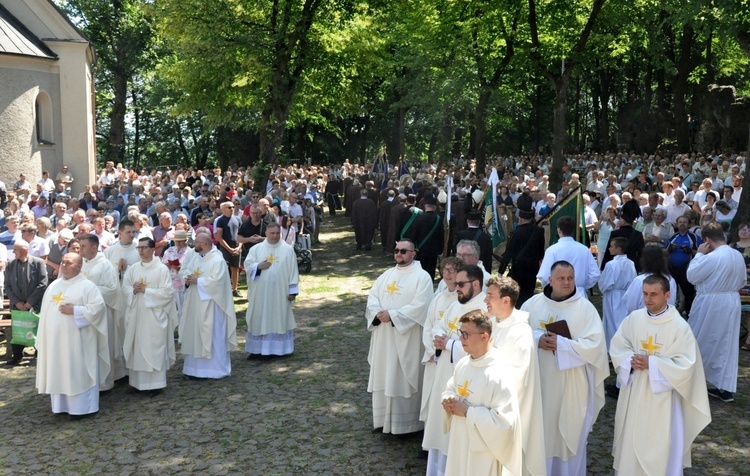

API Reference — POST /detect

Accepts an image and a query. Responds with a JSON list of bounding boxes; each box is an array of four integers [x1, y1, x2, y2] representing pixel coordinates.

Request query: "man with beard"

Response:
[[522, 261, 609, 475], [366, 239, 433, 435], [422, 265, 486, 474]]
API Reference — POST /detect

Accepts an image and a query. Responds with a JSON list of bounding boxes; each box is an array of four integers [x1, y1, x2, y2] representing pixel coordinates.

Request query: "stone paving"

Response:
[[0, 214, 748, 475]]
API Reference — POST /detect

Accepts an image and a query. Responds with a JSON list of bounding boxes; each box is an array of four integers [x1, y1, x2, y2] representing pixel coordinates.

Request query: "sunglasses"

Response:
[[455, 280, 477, 288], [393, 248, 414, 255]]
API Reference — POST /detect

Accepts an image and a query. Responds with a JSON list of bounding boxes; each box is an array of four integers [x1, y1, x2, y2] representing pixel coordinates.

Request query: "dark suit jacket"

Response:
[[409, 211, 444, 258], [601, 225, 644, 273], [6, 256, 48, 311]]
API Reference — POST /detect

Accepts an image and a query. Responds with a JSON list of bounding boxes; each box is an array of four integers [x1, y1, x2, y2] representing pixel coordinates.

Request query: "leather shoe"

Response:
[[4, 357, 22, 366]]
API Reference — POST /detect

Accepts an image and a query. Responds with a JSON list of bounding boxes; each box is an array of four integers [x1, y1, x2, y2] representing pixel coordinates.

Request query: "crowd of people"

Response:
[[352, 151, 747, 474], [0, 149, 748, 473]]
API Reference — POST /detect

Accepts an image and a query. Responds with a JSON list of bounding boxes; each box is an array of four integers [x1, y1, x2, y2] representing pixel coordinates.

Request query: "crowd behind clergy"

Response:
[[0, 150, 748, 473]]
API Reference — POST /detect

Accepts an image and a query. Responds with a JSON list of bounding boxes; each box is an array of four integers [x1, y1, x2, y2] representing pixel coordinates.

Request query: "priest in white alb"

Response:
[[484, 275, 547, 476], [180, 232, 237, 378], [522, 260, 609, 476], [423, 264, 487, 474], [442, 310, 522, 476], [36, 253, 109, 419], [367, 239, 433, 434], [79, 233, 124, 392], [420, 257, 459, 473], [244, 222, 298, 358], [122, 238, 177, 394], [687, 221, 746, 402], [610, 274, 711, 475], [103, 218, 140, 382]]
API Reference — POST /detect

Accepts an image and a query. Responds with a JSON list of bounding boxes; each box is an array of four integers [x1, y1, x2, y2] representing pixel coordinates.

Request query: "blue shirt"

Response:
[[665, 231, 701, 268]]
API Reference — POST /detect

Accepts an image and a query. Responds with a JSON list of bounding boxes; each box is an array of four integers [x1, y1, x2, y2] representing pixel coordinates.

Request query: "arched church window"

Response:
[[35, 91, 54, 145]]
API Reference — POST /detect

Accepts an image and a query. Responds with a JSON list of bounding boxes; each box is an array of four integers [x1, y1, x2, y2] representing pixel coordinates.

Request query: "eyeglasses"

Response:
[[455, 280, 476, 288], [456, 253, 476, 259], [393, 248, 414, 255], [739, 228, 750, 233], [458, 330, 487, 339], [442, 267, 457, 274], [135, 246, 152, 250]]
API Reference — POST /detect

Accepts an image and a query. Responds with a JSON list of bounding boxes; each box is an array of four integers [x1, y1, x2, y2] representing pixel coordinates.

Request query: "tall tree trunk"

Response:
[[397, 107, 406, 160], [131, 89, 140, 169], [674, 24, 696, 152], [108, 70, 127, 163], [599, 69, 611, 151], [474, 90, 492, 175], [549, 77, 569, 190]]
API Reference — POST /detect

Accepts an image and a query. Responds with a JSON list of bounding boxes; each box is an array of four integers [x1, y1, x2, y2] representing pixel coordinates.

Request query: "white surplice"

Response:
[[122, 258, 177, 390], [244, 239, 299, 355], [610, 306, 711, 475], [36, 274, 108, 415], [522, 288, 609, 476], [180, 247, 237, 378], [687, 244, 746, 392], [422, 293, 486, 458], [82, 253, 124, 391], [442, 348, 523, 476], [104, 240, 140, 380], [492, 309, 547, 476], [366, 260, 433, 434], [598, 255, 637, 350]]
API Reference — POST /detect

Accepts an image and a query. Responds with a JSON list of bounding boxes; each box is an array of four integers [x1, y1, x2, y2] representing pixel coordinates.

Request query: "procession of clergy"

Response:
[[33, 221, 298, 420], [366, 208, 745, 473]]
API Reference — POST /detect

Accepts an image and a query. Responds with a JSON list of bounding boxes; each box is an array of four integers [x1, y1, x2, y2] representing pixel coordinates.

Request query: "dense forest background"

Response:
[[55, 0, 750, 174]]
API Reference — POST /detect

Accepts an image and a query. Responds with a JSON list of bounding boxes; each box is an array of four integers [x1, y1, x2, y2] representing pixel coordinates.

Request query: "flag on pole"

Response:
[[443, 174, 454, 257], [483, 169, 506, 247], [543, 188, 587, 248]]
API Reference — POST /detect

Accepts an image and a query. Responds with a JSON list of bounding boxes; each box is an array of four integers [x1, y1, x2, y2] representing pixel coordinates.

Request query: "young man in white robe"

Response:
[[423, 265, 487, 475], [521, 260, 609, 476], [180, 232, 237, 379], [442, 310, 523, 476], [598, 237, 637, 350], [610, 275, 711, 475], [366, 238, 433, 435], [122, 238, 177, 394], [484, 276, 547, 476], [687, 221, 747, 402], [103, 218, 140, 382], [243, 222, 299, 357], [35, 253, 109, 419], [420, 257, 460, 469], [79, 233, 125, 392]]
